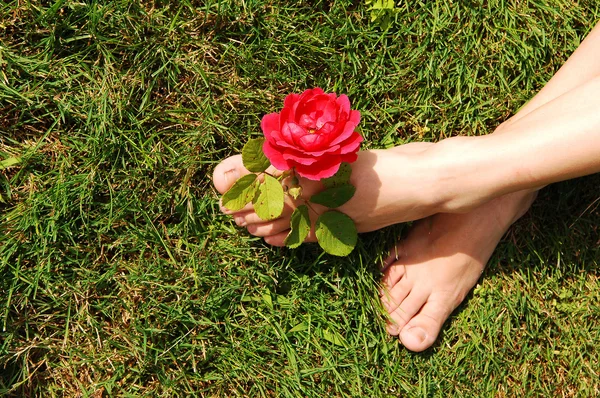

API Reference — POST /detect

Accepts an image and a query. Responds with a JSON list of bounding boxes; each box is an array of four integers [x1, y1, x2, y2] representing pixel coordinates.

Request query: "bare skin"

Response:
[[380, 23, 600, 349], [215, 142, 437, 245], [380, 190, 536, 349], [213, 22, 600, 352], [213, 132, 537, 352]]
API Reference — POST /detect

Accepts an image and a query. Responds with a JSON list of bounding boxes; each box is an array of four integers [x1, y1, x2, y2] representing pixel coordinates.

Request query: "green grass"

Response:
[[1, 0, 599, 396]]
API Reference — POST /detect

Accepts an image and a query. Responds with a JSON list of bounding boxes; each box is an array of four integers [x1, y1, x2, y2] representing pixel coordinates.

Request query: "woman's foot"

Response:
[[213, 143, 439, 245], [213, 144, 537, 352], [380, 190, 537, 352]]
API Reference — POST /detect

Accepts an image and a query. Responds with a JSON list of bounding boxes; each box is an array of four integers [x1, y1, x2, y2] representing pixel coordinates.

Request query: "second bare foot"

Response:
[[380, 190, 537, 352]]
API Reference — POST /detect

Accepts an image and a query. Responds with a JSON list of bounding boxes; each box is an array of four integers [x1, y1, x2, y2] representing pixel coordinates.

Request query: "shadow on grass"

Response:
[[493, 173, 600, 277], [250, 172, 600, 361]]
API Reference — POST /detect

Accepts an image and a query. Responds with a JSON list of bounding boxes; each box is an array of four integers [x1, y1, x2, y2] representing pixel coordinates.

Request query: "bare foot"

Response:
[[380, 190, 537, 352], [212, 144, 437, 246]]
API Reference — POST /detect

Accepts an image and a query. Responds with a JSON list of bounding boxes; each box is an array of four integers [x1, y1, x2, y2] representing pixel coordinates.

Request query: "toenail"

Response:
[[224, 168, 240, 184], [404, 326, 427, 343]]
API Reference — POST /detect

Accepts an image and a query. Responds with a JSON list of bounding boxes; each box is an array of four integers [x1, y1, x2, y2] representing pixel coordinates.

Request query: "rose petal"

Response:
[[315, 121, 337, 137], [303, 143, 340, 157], [280, 106, 294, 124], [315, 99, 338, 128], [296, 90, 327, 112], [291, 91, 311, 122], [297, 94, 329, 124], [349, 109, 361, 126], [273, 136, 337, 155], [282, 149, 318, 165], [269, 128, 285, 143], [283, 93, 301, 110], [308, 87, 325, 96], [330, 119, 359, 146], [294, 155, 341, 180], [282, 122, 307, 145], [297, 88, 321, 106], [304, 93, 332, 107], [263, 140, 291, 170], [336, 95, 351, 116], [298, 113, 317, 129], [338, 132, 363, 154], [275, 136, 340, 155], [298, 133, 328, 151], [261, 113, 280, 141], [273, 138, 302, 150], [340, 152, 358, 164]]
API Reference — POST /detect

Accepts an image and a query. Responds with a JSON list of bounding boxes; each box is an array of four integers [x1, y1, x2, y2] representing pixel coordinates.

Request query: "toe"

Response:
[[386, 288, 428, 336], [399, 295, 455, 352], [381, 261, 406, 291], [380, 274, 411, 314], [233, 212, 251, 227], [246, 218, 294, 237], [264, 231, 289, 246], [399, 325, 430, 351], [381, 243, 404, 271], [262, 228, 317, 246], [212, 155, 250, 194], [237, 206, 293, 226]]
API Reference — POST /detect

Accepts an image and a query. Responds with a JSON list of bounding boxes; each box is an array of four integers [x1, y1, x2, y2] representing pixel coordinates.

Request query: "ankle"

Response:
[[421, 136, 483, 213], [424, 135, 516, 214]]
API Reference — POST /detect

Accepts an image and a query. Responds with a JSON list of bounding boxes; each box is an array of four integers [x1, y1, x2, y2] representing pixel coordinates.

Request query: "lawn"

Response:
[[1, 0, 599, 396]]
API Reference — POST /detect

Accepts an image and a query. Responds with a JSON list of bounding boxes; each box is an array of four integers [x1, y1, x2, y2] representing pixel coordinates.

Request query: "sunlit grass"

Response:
[[1, 1, 599, 396]]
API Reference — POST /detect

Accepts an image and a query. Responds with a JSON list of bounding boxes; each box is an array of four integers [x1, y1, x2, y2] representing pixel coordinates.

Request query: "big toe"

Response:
[[212, 155, 249, 194], [399, 298, 454, 352]]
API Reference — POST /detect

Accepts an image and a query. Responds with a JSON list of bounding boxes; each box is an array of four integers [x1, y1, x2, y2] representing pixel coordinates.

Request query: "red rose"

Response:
[[261, 88, 363, 180]]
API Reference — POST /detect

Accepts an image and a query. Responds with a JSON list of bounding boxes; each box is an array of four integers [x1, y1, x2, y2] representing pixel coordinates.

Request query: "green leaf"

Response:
[[262, 292, 273, 310], [315, 211, 357, 256], [254, 174, 284, 220], [287, 321, 309, 334], [284, 205, 311, 248], [242, 138, 271, 173], [221, 174, 258, 211], [318, 328, 349, 348], [367, 0, 398, 29], [368, 0, 396, 10], [321, 162, 352, 188], [309, 184, 356, 208], [288, 186, 303, 200], [0, 157, 20, 170]]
